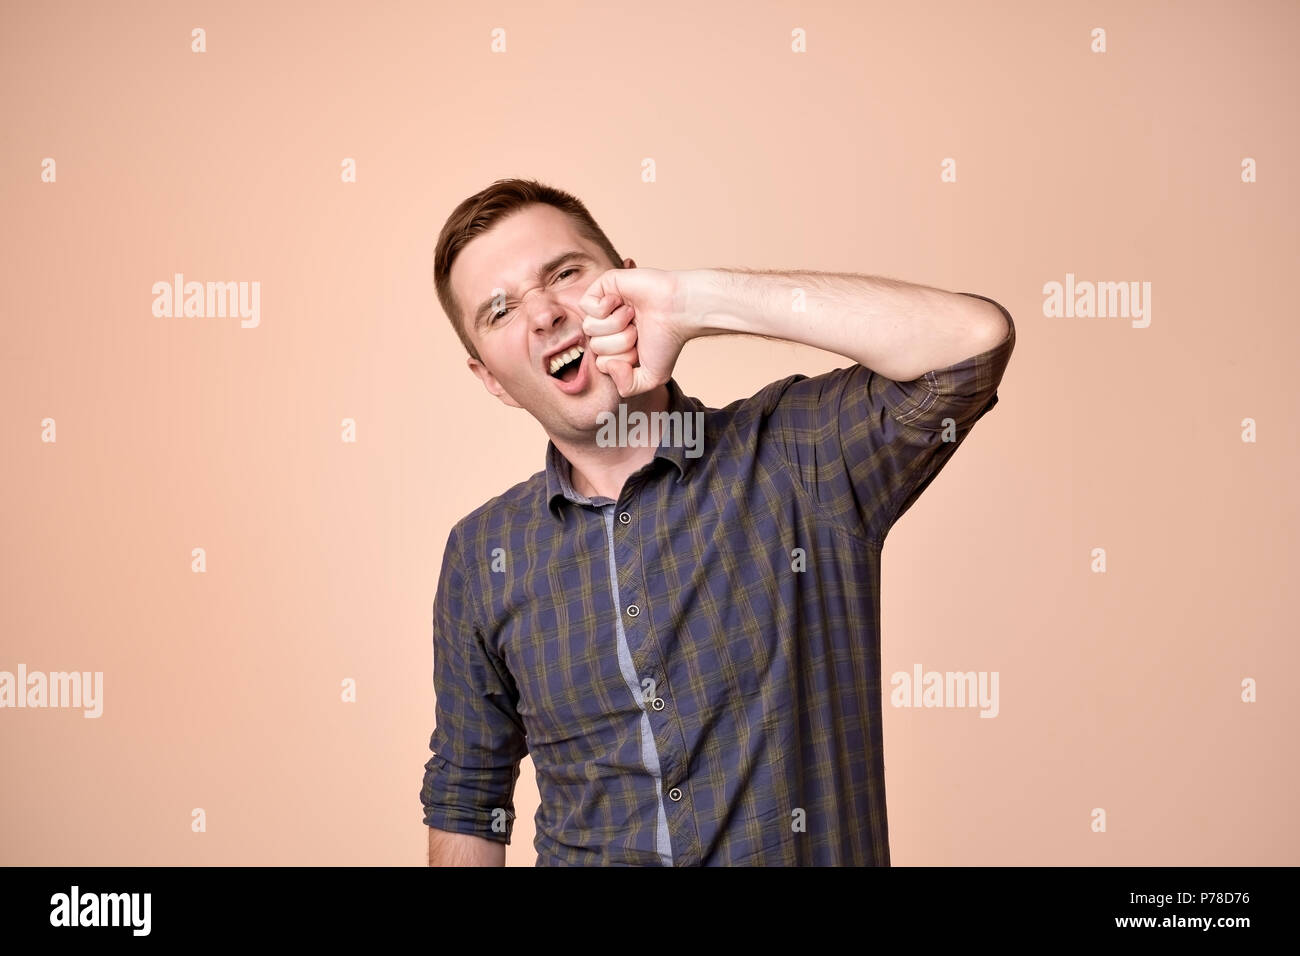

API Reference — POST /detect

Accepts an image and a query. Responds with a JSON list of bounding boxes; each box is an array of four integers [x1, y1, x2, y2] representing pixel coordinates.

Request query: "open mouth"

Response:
[[548, 344, 586, 384], [545, 342, 592, 395]]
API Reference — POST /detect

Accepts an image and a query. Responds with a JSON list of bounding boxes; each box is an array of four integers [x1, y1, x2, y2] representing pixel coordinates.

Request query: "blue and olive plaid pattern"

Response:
[[421, 293, 1016, 865]]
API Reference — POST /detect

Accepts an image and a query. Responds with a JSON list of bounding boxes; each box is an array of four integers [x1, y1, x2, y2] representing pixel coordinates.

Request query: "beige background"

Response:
[[1, 0, 1296, 866]]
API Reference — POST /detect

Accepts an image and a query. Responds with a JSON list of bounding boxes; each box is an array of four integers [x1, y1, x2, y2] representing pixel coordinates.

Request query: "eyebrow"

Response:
[[471, 251, 597, 331]]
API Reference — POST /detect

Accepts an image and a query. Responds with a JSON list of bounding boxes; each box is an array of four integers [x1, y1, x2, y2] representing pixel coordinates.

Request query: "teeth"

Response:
[[548, 345, 585, 375]]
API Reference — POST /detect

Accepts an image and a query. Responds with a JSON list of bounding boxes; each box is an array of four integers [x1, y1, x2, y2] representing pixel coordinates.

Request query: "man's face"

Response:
[[451, 203, 632, 442]]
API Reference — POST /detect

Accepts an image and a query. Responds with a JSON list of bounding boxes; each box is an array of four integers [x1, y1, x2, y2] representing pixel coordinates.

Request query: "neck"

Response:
[[551, 384, 671, 501]]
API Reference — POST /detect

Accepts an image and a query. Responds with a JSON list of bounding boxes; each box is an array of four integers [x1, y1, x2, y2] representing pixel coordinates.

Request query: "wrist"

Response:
[[677, 268, 739, 339]]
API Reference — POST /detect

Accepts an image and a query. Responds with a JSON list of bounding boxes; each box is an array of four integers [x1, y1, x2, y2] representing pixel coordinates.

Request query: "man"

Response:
[[421, 178, 1015, 866]]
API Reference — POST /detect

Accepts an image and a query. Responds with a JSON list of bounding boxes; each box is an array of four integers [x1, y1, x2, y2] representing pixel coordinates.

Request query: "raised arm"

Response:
[[578, 266, 1010, 396], [680, 267, 1009, 383]]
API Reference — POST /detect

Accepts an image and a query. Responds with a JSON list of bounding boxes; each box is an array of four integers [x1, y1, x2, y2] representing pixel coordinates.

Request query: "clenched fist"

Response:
[[579, 267, 692, 398]]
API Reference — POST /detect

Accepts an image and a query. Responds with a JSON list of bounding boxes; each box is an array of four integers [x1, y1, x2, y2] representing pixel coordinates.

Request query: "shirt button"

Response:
[[626, 604, 640, 617], [618, 511, 631, 525], [651, 697, 665, 711], [668, 787, 683, 802]]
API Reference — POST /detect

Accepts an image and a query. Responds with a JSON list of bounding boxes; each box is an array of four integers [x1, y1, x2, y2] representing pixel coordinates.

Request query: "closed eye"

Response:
[[488, 267, 581, 323]]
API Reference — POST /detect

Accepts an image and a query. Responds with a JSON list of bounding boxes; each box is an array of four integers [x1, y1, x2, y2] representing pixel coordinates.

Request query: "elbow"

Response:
[[964, 294, 1013, 351], [967, 298, 1010, 350]]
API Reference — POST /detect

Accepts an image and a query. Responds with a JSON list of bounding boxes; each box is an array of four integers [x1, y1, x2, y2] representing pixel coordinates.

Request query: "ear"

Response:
[[467, 356, 522, 409]]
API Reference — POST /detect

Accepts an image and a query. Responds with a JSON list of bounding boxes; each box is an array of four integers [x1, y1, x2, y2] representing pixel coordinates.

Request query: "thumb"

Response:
[[606, 359, 635, 397]]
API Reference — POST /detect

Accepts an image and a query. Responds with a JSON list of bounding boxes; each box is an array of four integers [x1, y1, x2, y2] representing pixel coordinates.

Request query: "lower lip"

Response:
[[549, 348, 591, 395]]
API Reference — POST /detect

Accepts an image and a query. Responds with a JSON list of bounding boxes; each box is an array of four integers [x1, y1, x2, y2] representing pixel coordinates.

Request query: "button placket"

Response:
[[615, 505, 641, 621], [612, 498, 691, 837]]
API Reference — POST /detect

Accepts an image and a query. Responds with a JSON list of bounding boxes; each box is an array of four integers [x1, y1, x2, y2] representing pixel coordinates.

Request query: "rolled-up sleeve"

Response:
[[762, 292, 1016, 546], [420, 524, 528, 843]]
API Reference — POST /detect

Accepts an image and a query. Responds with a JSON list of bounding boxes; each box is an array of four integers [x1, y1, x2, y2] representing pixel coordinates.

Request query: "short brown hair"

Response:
[[433, 178, 625, 362]]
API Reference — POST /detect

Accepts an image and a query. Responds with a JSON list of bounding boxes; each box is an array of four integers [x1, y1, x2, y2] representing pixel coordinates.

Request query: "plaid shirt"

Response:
[[421, 293, 1016, 865]]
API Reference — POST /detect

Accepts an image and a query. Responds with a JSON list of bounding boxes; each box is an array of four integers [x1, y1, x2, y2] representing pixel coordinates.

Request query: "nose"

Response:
[[523, 286, 566, 332]]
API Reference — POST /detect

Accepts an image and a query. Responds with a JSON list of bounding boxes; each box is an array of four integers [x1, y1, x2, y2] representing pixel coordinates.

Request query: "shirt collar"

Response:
[[545, 377, 703, 520]]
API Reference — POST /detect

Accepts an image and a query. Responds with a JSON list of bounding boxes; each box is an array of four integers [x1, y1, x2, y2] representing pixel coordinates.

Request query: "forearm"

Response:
[[427, 826, 506, 866], [679, 268, 1008, 383]]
